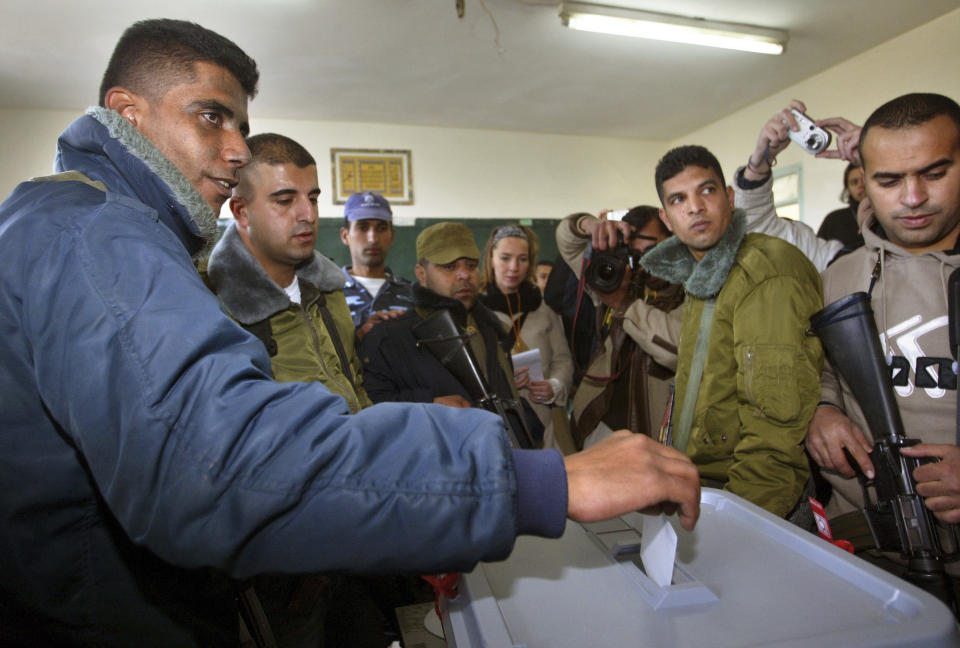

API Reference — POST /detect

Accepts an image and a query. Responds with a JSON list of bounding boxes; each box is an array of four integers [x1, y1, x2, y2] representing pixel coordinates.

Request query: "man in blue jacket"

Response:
[[0, 18, 700, 646]]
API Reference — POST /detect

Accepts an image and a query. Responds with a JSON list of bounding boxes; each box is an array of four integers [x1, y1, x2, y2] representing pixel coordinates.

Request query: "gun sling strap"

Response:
[[672, 298, 717, 453], [314, 294, 357, 389], [241, 295, 357, 391]]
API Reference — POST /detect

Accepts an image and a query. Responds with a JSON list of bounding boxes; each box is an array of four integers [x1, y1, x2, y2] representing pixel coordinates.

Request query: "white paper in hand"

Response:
[[512, 349, 544, 381], [640, 513, 677, 587]]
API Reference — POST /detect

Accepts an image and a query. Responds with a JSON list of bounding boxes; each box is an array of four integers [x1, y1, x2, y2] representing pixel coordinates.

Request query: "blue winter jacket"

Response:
[[0, 108, 566, 646]]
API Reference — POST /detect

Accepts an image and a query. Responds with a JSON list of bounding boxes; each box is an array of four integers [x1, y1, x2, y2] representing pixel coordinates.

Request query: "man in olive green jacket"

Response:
[[205, 133, 372, 646], [207, 133, 370, 414], [588, 145, 823, 521]]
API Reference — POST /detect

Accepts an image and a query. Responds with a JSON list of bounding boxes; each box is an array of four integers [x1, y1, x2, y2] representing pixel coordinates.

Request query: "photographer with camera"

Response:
[[557, 208, 682, 450]]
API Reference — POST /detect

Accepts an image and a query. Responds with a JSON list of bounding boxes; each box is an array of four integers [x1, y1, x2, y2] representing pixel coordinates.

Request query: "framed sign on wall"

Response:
[[331, 148, 414, 205]]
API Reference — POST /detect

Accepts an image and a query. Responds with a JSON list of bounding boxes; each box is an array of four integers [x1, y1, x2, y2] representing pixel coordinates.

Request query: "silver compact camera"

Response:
[[788, 109, 831, 154], [606, 209, 628, 221]]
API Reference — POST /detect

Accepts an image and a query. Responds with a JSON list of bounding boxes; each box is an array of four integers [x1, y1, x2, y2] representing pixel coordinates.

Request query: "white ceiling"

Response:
[[2, 0, 958, 139]]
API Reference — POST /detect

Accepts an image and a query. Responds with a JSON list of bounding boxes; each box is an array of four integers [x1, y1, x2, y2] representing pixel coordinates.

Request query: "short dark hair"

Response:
[[536, 260, 553, 268], [236, 134, 316, 201], [623, 205, 669, 236], [654, 145, 726, 203], [860, 93, 960, 165], [246, 133, 316, 168], [99, 19, 259, 105]]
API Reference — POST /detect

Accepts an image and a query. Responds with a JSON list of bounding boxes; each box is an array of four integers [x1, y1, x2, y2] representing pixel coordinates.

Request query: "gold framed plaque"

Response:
[[331, 148, 413, 205]]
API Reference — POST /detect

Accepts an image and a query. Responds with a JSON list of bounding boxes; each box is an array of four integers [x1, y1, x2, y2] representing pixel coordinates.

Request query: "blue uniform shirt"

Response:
[[341, 266, 415, 328]]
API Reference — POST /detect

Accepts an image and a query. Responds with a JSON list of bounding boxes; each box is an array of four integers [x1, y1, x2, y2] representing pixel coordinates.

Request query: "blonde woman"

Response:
[[481, 225, 575, 452]]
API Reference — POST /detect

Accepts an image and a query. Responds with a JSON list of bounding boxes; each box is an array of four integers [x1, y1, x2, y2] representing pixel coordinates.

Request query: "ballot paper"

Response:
[[640, 513, 677, 587], [511, 349, 544, 382]]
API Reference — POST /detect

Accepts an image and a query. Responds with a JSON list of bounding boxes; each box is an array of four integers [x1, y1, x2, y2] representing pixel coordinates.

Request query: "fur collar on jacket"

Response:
[[87, 106, 219, 256], [412, 283, 511, 346], [641, 209, 747, 299], [207, 221, 346, 324]]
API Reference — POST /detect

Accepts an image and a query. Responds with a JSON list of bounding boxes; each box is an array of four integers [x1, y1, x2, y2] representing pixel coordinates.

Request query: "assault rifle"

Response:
[[412, 309, 536, 449], [810, 292, 959, 611]]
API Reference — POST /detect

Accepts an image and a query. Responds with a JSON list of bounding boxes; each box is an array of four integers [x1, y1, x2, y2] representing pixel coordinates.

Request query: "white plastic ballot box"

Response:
[[439, 489, 960, 647]]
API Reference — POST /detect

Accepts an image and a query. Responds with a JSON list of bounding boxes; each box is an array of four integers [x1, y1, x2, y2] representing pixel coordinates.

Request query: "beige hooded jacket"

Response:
[[820, 215, 960, 517]]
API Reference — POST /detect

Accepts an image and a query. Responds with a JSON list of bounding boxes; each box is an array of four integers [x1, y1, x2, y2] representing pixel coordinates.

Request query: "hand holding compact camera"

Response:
[[815, 116, 863, 165], [787, 108, 832, 155], [748, 102, 851, 181], [748, 101, 820, 177]]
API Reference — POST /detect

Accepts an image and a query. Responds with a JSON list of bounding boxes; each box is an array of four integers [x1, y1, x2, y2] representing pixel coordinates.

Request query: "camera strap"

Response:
[[672, 298, 717, 453]]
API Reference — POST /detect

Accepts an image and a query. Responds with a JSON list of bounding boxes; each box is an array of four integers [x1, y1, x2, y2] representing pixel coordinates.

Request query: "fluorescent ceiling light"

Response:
[[559, 2, 788, 55]]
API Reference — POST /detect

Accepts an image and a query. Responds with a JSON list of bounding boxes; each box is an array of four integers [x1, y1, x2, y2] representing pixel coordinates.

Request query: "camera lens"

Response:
[[596, 263, 617, 282], [586, 246, 630, 293]]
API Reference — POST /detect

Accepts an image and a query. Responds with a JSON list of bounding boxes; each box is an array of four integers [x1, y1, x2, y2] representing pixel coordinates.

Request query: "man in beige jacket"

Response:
[[806, 93, 960, 525]]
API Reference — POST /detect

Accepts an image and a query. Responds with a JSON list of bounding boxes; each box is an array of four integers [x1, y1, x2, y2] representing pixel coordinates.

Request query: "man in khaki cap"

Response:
[[413, 221, 484, 311], [359, 222, 541, 434]]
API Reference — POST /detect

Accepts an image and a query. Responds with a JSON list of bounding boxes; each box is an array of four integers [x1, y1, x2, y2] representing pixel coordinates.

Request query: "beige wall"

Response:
[[245, 117, 662, 223], [672, 7, 960, 229], [2, 7, 959, 229], [0, 108, 77, 198]]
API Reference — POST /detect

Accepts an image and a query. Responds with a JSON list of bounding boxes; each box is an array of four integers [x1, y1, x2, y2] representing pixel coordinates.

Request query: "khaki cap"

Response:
[[416, 222, 480, 264]]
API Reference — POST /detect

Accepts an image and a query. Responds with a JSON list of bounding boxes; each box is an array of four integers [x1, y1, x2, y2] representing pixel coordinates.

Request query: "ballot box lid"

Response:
[[441, 489, 960, 648]]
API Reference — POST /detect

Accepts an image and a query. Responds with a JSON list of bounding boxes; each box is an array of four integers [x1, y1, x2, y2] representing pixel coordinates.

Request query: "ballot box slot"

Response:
[[582, 517, 719, 610]]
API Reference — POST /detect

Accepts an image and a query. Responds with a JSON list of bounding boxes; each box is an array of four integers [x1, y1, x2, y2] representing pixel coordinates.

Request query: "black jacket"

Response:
[[360, 285, 519, 405], [817, 204, 864, 251]]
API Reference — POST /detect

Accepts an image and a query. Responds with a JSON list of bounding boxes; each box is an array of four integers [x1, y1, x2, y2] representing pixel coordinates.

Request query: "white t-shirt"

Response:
[[352, 275, 386, 298], [283, 276, 302, 304]]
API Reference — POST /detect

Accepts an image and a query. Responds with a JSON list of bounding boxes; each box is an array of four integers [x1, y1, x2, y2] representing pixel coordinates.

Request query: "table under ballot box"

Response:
[[439, 489, 960, 648]]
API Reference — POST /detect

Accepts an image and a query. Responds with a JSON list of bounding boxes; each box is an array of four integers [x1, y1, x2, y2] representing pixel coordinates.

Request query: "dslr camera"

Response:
[[788, 109, 831, 155], [583, 233, 643, 294]]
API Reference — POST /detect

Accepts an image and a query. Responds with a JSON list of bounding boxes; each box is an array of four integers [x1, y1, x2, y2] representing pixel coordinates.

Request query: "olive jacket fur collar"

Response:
[[206, 221, 345, 324], [641, 209, 747, 300]]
